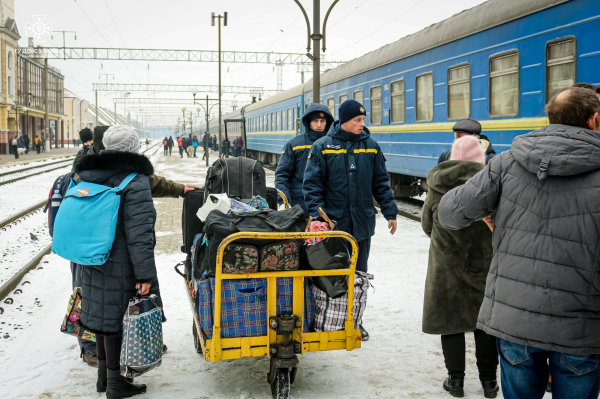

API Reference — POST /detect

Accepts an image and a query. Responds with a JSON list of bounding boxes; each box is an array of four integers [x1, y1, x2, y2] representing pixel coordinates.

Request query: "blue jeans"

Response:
[[193, 146, 197, 157], [498, 338, 600, 399]]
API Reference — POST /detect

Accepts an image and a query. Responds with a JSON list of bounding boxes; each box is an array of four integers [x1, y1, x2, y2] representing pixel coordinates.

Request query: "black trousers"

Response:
[[96, 333, 123, 370], [441, 330, 498, 381]]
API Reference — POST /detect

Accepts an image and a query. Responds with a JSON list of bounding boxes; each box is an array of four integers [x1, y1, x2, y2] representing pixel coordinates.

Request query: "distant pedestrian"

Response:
[[23, 135, 30, 154], [234, 135, 243, 157], [10, 135, 19, 159], [40, 136, 45, 152], [192, 134, 199, 157], [439, 86, 600, 399], [202, 132, 211, 160], [34, 135, 41, 154], [167, 136, 174, 156], [212, 135, 217, 152], [186, 135, 193, 158], [19, 135, 25, 153], [422, 135, 498, 398], [177, 135, 184, 158], [163, 137, 169, 155]]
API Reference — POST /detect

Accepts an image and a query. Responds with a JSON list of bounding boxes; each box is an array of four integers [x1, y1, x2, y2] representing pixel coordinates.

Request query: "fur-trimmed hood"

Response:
[[74, 150, 154, 176]]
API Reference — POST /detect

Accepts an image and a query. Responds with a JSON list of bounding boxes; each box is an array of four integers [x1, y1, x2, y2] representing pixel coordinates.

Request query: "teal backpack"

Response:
[[52, 173, 138, 265]]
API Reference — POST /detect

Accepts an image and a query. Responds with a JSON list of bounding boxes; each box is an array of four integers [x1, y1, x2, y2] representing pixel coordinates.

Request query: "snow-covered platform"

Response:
[[0, 149, 513, 398]]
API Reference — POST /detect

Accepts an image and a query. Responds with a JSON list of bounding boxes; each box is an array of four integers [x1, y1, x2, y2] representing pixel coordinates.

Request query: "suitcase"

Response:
[[182, 188, 206, 253], [204, 157, 266, 200]]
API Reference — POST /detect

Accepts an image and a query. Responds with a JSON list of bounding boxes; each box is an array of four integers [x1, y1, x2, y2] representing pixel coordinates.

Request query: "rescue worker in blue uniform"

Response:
[[275, 103, 333, 212], [303, 100, 398, 341]]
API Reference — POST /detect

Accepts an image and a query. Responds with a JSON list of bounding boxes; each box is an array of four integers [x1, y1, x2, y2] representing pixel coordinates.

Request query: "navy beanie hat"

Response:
[[339, 99, 366, 125]]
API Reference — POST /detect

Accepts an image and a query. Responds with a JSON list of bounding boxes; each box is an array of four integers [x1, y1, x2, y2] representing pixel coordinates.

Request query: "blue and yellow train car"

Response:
[[206, 0, 600, 197]]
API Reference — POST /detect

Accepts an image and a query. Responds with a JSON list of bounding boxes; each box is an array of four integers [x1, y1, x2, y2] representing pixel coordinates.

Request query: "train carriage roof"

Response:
[[310, 0, 570, 88]]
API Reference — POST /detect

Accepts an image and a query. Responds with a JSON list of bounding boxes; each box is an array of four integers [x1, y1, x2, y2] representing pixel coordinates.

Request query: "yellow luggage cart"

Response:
[[184, 229, 361, 398]]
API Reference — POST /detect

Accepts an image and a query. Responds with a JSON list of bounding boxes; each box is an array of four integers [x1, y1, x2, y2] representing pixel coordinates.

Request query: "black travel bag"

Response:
[[181, 188, 206, 253], [204, 157, 266, 200], [266, 187, 279, 210], [194, 205, 307, 278]]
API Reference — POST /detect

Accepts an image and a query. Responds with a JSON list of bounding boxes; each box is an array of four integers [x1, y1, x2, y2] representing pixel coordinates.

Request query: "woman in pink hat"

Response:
[[421, 135, 498, 398]]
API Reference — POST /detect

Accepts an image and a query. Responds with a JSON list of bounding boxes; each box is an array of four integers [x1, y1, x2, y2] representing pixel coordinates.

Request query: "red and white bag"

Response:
[[310, 271, 373, 332]]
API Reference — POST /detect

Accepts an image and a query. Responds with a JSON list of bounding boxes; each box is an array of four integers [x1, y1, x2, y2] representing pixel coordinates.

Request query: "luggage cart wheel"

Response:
[[192, 322, 203, 354], [270, 368, 291, 399]]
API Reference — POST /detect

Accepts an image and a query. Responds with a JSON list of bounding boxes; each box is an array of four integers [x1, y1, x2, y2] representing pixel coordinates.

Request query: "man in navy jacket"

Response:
[[275, 103, 333, 212]]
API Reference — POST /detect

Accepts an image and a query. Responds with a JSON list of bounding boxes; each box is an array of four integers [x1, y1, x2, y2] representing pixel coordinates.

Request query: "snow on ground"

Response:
[[0, 216, 515, 398], [0, 161, 73, 184], [0, 156, 75, 173], [0, 165, 72, 217], [0, 149, 529, 398], [0, 211, 51, 286]]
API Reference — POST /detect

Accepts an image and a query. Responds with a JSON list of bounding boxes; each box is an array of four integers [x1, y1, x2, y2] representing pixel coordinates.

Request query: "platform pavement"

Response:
[[0, 146, 79, 166]]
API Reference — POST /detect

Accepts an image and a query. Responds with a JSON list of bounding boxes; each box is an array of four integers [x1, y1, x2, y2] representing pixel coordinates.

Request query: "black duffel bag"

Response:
[[305, 218, 351, 298], [195, 205, 307, 278]]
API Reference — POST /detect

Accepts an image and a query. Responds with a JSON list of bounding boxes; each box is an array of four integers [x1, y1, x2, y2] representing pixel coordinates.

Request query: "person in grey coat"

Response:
[[438, 86, 600, 399], [73, 125, 155, 398]]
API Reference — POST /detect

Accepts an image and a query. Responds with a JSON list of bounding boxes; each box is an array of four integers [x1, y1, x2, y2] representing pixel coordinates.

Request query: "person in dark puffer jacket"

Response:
[[275, 103, 333, 212], [74, 125, 155, 398], [438, 86, 600, 399]]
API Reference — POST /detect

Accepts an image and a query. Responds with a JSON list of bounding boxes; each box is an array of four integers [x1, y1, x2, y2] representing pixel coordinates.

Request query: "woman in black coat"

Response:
[[73, 125, 157, 398]]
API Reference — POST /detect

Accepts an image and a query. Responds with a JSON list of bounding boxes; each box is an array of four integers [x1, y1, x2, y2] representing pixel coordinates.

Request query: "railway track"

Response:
[[0, 156, 76, 178], [0, 142, 161, 302]]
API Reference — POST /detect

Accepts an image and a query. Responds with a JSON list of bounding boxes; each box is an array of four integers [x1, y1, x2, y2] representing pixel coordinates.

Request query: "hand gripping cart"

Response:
[[183, 228, 361, 399]]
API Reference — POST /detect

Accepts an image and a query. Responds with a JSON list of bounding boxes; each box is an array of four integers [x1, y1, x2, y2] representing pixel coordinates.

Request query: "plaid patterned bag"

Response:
[[311, 271, 373, 332], [197, 277, 314, 339], [60, 287, 96, 342]]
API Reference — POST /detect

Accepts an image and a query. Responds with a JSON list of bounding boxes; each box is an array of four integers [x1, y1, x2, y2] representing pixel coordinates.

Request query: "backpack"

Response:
[[163, 139, 168, 146], [45, 172, 75, 238], [52, 173, 138, 265], [204, 157, 266, 200], [11, 138, 17, 146]]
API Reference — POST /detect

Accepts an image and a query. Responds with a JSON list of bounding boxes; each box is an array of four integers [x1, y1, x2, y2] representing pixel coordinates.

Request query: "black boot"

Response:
[[443, 376, 464, 397], [480, 380, 499, 398], [106, 368, 146, 399], [97, 360, 107, 393]]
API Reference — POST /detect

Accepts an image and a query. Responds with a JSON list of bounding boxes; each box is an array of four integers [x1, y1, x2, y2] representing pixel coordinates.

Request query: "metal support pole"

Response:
[[114, 102, 117, 124], [312, 0, 321, 104], [44, 58, 51, 150], [218, 17, 222, 158], [95, 90, 98, 127], [206, 95, 209, 166]]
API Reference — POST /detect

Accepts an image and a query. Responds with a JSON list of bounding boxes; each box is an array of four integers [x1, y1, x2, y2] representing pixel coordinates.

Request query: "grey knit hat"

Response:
[[102, 125, 140, 153]]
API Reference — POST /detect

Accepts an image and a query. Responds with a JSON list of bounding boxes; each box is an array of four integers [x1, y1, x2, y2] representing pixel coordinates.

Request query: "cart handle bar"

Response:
[[275, 188, 289, 210]]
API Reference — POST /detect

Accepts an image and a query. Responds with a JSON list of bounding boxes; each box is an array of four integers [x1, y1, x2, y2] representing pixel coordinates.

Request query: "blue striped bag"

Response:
[[197, 277, 314, 339]]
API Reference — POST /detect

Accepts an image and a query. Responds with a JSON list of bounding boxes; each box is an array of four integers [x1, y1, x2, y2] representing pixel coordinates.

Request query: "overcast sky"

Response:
[[13, 0, 487, 125]]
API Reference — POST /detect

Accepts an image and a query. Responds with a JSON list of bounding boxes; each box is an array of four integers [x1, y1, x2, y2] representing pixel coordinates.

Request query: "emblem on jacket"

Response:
[[326, 144, 341, 149]]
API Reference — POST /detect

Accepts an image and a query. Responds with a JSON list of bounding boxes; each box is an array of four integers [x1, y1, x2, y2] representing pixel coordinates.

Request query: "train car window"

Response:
[[339, 94, 347, 106], [288, 109, 292, 130], [327, 97, 335, 117], [353, 90, 363, 104], [489, 52, 519, 117], [294, 107, 299, 131], [390, 80, 405, 124], [370, 86, 382, 125], [416, 73, 434, 122], [546, 38, 576, 102], [281, 110, 285, 130], [448, 64, 470, 119]]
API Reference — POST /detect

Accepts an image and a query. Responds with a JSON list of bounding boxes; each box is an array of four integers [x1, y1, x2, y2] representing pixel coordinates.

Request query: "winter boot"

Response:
[[82, 349, 98, 368], [97, 360, 107, 393], [106, 368, 146, 399], [480, 380, 499, 398], [359, 325, 369, 341], [443, 376, 464, 397]]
